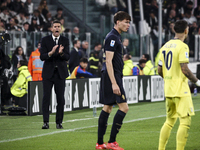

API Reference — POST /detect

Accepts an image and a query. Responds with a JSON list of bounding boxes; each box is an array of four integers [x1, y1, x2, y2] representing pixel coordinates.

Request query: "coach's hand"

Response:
[[112, 83, 121, 96], [58, 44, 64, 54], [48, 45, 58, 57]]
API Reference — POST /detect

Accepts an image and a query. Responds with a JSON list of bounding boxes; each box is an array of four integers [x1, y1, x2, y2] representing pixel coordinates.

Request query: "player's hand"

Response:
[[195, 80, 200, 87], [112, 83, 121, 96], [58, 44, 64, 54]]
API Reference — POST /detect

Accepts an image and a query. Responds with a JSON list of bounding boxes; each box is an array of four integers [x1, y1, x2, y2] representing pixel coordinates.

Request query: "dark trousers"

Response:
[[42, 70, 65, 124]]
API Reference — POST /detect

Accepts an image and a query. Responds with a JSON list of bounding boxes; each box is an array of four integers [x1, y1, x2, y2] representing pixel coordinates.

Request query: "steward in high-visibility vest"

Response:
[[88, 43, 103, 77], [28, 42, 44, 81], [11, 60, 32, 97], [123, 54, 134, 76], [142, 54, 155, 75]]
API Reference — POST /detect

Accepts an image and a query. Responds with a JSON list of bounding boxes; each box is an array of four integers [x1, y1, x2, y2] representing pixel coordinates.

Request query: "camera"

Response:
[[0, 32, 10, 46]]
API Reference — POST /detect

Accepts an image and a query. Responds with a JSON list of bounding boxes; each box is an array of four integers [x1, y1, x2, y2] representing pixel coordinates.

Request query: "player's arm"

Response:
[[180, 63, 200, 86], [157, 60, 163, 78], [106, 51, 121, 96]]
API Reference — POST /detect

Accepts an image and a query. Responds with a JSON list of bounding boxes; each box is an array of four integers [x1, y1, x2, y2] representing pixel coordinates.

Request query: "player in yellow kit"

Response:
[[158, 20, 200, 150]]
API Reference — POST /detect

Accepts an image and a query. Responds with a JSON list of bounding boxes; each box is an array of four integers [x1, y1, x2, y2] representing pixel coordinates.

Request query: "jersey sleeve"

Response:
[[179, 44, 189, 63], [104, 35, 119, 52]]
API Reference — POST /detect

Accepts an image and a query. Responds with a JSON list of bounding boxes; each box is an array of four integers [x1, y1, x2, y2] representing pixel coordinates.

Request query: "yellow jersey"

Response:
[[159, 39, 191, 97]]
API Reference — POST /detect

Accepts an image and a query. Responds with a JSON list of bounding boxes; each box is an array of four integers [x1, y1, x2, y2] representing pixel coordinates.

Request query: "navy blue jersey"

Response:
[[102, 28, 123, 75]]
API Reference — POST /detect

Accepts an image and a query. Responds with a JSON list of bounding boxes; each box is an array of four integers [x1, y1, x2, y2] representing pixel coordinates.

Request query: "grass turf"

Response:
[[0, 95, 200, 150]]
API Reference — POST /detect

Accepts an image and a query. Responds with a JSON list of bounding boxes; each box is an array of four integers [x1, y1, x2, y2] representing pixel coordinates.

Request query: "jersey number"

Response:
[[162, 51, 173, 70]]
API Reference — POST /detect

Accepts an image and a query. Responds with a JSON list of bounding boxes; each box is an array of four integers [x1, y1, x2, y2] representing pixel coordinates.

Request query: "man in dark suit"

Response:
[[69, 40, 81, 74], [40, 20, 70, 129]]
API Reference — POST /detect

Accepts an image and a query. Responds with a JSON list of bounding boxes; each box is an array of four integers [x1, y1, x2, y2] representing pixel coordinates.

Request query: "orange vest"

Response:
[[28, 49, 44, 76]]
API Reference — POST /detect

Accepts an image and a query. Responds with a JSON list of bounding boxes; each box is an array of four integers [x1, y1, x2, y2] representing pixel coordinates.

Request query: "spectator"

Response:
[[16, 10, 27, 27], [38, 0, 48, 17], [21, 22, 29, 31], [24, 0, 34, 15], [79, 40, 89, 58], [164, 10, 176, 30], [107, 0, 126, 14], [11, 46, 28, 82], [0, 18, 6, 32], [165, 22, 175, 41], [146, 9, 158, 30], [142, 54, 155, 75], [183, 0, 193, 15], [69, 40, 81, 73], [183, 10, 197, 25], [53, 7, 64, 21], [10, 60, 32, 107], [6, 17, 21, 31], [28, 42, 43, 81], [71, 26, 80, 41], [0, 6, 9, 23], [10, 0, 24, 14], [122, 54, 134, 76], [122, 38, 130, 55], [146, 0, 158, 17], [28, 16, 40, 32], [88, 43, 103, 77], [166, 1, 181, 20], [44, 11, 52, 24], [188, 22, 199, 57], [70, 57, 94, 79], [59, 18, 65, 33], [132, 59, 146, 75], [31, 9, 45, 27], [194, 3, 200, 24]]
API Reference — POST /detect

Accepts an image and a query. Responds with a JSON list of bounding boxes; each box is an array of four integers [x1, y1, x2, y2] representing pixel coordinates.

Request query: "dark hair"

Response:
[[57, 7, 63, 12], [94, 43, 101, 47], [12, 46, 27, 62], [139, 59, 146, 65], [174, 20, 188, 33], [143, 54, 150, 61], [51, 20, 61, 27], [124, 54, 131, 60], [114, 11, 131, 24], [80, 57, 88, 63], [19, 60, 28, 66], [73, 40, 79, 46], [23, 22, 29, 26]]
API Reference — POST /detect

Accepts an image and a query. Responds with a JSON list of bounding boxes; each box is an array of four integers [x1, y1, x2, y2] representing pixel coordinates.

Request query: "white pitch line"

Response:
[[1, 109, 200, 144]]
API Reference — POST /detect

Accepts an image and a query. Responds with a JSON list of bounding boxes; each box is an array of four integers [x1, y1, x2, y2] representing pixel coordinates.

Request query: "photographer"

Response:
[[0, 48, 11, 106]]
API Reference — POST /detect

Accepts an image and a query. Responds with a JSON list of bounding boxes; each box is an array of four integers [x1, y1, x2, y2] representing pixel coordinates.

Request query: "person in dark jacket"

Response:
[[69, 40, 81, 73], [88, 43, 103, 77], [40, 20, 70, 129]]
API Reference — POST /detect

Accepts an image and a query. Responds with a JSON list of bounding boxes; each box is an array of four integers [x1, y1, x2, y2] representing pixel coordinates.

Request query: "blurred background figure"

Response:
[[70, 57, 94, 79], [142, 54, 155, 75], [28, 42, 43, 81], [11, 46, 28, 82], [71, 26, 80, 41], [123, 54, 133, 76], [132, 59, 146, 75], [79, 40, 89, 58], [69, 40, 81, 74], [122, 38, 130, 55], [88, 43, 103, 77]]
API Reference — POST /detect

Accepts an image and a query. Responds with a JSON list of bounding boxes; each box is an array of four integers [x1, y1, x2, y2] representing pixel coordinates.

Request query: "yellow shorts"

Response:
[[166, 96, 195, 118]]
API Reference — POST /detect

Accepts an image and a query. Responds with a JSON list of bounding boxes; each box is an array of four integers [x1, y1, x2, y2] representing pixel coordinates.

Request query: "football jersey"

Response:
[[159, 39, 191, 97], [102, 28, 124, 75]]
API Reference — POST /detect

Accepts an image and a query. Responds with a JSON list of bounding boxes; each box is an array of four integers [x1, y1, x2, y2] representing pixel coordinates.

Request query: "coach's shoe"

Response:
[[42, 122, 49, 129], [95, 143, 107, 149], [106, 142, 124, 150], [56, 123, 63, 129]]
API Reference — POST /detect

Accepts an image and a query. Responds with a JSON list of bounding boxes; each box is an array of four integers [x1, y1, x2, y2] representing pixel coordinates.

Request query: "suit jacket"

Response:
[[40, 35, 70, 79], [69, 47, 81, 73]]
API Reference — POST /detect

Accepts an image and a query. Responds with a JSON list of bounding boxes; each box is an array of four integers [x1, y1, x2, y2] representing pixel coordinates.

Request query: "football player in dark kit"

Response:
[[96, 11, 131, 150]]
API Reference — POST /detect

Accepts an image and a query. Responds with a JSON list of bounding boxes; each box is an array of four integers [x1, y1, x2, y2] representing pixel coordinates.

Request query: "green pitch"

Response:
[[0, 95, 200, 150]]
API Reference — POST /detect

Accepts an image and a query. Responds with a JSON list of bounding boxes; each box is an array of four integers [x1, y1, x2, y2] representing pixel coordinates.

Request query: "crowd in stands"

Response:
[[1, 0, 200, 107]]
